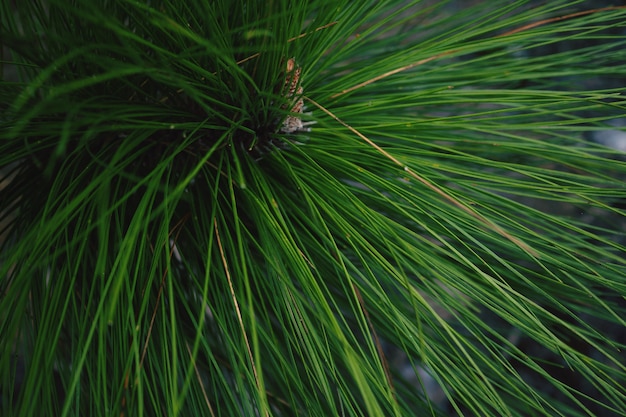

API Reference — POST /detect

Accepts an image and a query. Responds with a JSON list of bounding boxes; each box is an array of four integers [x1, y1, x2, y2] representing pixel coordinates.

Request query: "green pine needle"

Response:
[[2, 1, 626, 416]]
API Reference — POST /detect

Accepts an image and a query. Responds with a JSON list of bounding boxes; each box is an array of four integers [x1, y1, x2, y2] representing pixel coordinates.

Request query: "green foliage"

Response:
[[1, 0, 626, 416]]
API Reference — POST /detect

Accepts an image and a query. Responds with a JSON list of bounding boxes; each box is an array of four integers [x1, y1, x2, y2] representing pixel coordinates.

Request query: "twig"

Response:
[[236, 21, 337, 67], [214, 219, 268, 417], [305, 96, 539, 258], [155, 21, 338, 103], [331, 51, 457, 99], [288, 21, 338, 42], [186, 343, 217, 417], [352, 283, 396, 401], [139, 214, 189, 374], [332, 6, 626, 99], [497, 6, 626, 38]]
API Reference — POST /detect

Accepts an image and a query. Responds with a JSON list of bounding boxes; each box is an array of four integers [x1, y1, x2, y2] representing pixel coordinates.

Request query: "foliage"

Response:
[[1, 0, 626, 416]]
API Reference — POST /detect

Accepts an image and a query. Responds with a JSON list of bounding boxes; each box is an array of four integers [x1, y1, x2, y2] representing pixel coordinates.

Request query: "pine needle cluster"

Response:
[[1, 1, 626, 416]]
